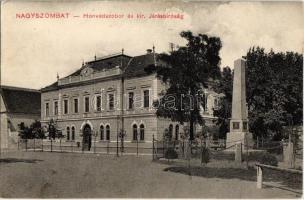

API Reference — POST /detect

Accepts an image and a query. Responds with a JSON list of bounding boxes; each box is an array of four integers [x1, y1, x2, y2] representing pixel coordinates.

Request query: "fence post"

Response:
[[25, 139, 28, 152], [200, 139, 203, 165], [71, 141, 73, 153], [60, 139, 62, 153], [162, 140, 165, 157], [152, 134, 155, 160], [167, 140, 169, 163], [182, 140, 185, 158], [94, 135, 96, 154], [51, 139, 53, 152], [136, 138, 139, 157], [42, 139, 44, 152], [257, 166, 263, 189], [17, 138, 19, 150], [82, 141, 84, 153], [107, 140, 109, 154], [116, 132, 119, 157], [34, 138, 36, 152], [257, 136, 259, 149], [235, 142, 242, 162]]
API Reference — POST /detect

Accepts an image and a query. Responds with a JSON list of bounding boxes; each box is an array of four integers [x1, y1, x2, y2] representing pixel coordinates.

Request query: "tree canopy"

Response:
[[245, 47, 302, 140], [213, 66, 233, 139], [145, 31, 222, 140]]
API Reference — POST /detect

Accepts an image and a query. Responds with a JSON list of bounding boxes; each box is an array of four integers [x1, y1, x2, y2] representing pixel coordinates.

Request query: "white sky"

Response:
[[1, 1, 303, 89]]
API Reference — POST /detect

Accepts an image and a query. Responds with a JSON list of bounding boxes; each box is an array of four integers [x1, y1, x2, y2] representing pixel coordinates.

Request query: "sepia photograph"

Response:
[[0, 0, 303, 198]]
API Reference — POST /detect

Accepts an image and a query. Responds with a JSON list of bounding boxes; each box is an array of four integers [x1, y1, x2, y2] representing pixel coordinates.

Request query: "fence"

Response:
[[18, 138, 154, 156], [152, 137, 230, 163], [18, 137, 301, 169], [151, 138, 301, 168]]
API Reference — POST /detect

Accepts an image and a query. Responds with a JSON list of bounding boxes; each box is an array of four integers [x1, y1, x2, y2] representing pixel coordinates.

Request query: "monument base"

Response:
[[226, 131, 253, 149]]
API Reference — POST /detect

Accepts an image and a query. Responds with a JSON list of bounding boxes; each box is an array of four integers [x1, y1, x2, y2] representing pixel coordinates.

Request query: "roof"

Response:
[[124, 53, 156, 78], [70, 54, 132, 77], [41, 52, 157, 92], [0, 85, 41, 115]]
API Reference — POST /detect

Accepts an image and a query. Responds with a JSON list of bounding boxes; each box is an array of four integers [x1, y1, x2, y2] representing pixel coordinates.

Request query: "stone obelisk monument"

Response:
[[226, 58, 252, 148]]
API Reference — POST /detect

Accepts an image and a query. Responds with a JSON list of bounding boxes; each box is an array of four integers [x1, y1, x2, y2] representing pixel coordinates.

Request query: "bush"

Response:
[[201, 147, 210, 164], [165, 148, 178, 159], [247, 151, 278, 166]]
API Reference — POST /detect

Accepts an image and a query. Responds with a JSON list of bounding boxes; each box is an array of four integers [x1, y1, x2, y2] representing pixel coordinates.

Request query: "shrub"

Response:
[[165, 148, 178, 159], [201, 147, 210, 164], [247, 151, 278, 166]]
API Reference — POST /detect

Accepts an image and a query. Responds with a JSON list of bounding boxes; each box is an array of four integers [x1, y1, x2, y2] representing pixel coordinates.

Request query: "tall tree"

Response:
[[213, 66, 233, 139], [145, 31, 222, 140], [245, 47, 303, 140]]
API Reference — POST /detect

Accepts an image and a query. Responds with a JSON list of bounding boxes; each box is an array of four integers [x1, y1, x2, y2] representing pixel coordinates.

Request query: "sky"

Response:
[[1, 1, 303, 89]]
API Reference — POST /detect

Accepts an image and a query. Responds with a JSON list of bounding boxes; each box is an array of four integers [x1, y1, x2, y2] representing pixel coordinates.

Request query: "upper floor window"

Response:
[[108, 94, 114, 110], [128, 92, 134, 110], [96, 95, 102, 111], [45, 102, 49, 116], [143, 90, 150, 108], [63, 99, 69, 114], [84, 96, 90, 113], [74, 98, 79, 113], [54, 101, 58, 115]]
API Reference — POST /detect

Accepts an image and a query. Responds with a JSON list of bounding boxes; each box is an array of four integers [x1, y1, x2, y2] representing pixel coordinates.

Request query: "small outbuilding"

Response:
[[0, 85, 41, 149]]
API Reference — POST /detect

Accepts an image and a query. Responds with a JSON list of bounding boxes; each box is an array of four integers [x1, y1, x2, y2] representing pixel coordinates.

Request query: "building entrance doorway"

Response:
[[82, 124, 92, 151]]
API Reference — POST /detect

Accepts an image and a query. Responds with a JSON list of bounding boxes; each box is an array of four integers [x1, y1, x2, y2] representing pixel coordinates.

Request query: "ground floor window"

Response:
[[140, 124, 145, 141], [106, 125, 110, 140], [100, 125, 104, 140], [168, 124, 173, 140], [133, 124, 138, 141], [71, 126, 75, 140], [66, 127, 70, 140], [175, 125, 179, 140]]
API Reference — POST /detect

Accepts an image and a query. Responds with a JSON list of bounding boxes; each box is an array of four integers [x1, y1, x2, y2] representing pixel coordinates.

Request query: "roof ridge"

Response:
[[87, 53, 132, 64]]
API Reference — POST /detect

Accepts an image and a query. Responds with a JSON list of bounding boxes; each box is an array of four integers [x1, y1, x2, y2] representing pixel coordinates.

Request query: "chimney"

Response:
[[146, 49, 152, 54]]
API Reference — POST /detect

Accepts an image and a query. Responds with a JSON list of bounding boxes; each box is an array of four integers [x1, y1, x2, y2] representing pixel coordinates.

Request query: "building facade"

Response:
[[41, 50, 222, 150], [0, 86, 41, 149]]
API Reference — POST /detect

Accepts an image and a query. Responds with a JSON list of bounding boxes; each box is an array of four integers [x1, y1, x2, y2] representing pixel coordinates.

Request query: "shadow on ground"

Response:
[[164, 165, 302, 191], [0, 158, 43, 164], [164, 166, 256, 181]]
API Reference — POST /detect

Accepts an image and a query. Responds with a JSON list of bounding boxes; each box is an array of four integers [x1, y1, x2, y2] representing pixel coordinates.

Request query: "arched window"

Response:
[[140, 124, 145, 141], [133, 124, 138, 141], [106, 125, 110, 141], [168, 124, 173, 140], [100, 125, 104, 140], [66, 127, 70, 141], [71, 126, 75, 140], [175, 125, 179, 140]]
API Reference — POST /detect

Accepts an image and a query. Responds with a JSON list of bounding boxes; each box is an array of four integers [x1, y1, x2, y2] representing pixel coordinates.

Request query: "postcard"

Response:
[[0, 0, 303, 198]]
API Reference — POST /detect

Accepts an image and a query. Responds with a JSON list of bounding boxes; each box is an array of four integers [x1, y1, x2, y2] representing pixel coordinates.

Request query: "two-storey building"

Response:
[[41, 49, 222, 150]]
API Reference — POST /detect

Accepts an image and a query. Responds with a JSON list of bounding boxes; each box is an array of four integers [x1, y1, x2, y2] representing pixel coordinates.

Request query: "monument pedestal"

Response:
[[226, 131, 252, 149], [226, 119, 252, 148]]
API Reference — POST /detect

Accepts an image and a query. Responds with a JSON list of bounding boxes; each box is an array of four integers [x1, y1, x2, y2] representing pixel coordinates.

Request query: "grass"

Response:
[[0, 151, 302, 198]]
